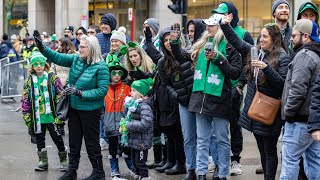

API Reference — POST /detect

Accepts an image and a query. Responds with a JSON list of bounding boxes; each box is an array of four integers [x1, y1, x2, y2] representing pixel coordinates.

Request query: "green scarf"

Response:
[[120, 96, 143, 146], [32, 72, 51, 134], [192, 39, 227, 97]]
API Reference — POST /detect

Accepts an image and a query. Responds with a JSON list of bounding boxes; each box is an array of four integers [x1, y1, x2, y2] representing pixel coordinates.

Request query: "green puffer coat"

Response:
[[42, 47, 110, 111]]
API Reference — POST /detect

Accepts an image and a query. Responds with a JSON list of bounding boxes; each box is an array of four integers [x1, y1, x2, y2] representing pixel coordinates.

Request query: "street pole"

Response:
[[182, 0, 188, 35]]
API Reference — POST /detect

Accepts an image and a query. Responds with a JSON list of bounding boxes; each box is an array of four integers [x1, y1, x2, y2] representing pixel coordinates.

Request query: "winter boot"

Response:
[[183, 169, 197, 180], [35, 149, 48, 171], [58, 150, 68, 172], [154, 144, 167, 168], [84, 157, 105, 180], [109, 155, 120, 178], [147, 144, 162, 169], [164, 160, 186, 175], [58, 153, 79, 180], [155, 161, 174, 173]]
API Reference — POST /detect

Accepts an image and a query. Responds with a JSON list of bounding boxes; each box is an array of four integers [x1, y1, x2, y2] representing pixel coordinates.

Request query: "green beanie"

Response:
[[30, 51, 46, 66], [131, 78, 154, 96], [107, 54, 128, 80]]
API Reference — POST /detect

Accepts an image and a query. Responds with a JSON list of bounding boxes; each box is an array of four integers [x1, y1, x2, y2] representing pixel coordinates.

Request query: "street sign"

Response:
[[128, 8, 133, 21]]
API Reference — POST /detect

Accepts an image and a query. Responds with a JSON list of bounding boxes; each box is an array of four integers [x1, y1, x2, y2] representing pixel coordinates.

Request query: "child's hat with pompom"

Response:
[[110, 26, 127, 45], [131, 78, 154, 96]]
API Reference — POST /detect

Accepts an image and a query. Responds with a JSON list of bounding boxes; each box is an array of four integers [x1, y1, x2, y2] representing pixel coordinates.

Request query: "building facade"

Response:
[[0, 0, 318, 41]]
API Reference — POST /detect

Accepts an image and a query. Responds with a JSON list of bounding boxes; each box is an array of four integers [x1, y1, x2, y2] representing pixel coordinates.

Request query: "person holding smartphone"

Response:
[[220, 14, 291, 180]]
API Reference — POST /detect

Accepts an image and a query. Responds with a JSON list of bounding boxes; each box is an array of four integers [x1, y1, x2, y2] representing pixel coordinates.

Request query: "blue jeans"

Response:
[[99, 120, 107, 141], [280, 122, 320, 180], [179, 104, 197, 171], [196, 113, 230, 177]]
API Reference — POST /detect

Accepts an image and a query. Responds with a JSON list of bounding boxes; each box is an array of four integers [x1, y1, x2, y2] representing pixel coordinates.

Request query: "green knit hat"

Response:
[[131, 78, 154, 96], [106, 54, 128, 80], [30, 51, 47, 66]]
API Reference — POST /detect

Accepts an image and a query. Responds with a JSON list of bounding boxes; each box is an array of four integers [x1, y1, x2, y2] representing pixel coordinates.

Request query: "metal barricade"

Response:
[[1, 60, 29, 99], [0, 57, 10, 93]]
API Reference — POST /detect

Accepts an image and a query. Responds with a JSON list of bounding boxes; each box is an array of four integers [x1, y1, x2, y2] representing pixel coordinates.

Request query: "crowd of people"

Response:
[[0, 0, 319, 180]]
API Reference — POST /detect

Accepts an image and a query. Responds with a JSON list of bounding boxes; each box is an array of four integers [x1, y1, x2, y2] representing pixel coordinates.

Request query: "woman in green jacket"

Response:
[[33, 30, 110, 180]]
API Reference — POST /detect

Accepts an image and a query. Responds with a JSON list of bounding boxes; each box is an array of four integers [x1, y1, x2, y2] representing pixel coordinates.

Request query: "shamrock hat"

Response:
[[106, 54, 128, 80], [131, 78, 154, 96], [30, 51, 47, 66]]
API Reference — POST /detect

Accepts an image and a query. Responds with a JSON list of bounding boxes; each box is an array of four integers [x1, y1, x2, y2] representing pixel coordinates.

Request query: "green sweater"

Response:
[[42, 47, 110, 111]]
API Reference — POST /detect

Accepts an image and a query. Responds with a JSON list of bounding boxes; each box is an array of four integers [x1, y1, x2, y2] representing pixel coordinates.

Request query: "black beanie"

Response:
[[2, 33, 8, 41]]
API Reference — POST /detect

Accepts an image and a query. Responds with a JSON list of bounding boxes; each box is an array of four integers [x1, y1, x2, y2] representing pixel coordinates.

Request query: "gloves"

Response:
[[28, 128, 37, 144], [33, 30, 45, 52], [65, 87, 82, 97], [144, 26, 153, 43], [119, 118, 128, 133], [129, 69, 149, 80]]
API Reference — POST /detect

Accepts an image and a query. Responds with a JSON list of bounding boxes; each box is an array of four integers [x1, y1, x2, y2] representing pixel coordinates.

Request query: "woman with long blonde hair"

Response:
[[188, 14, 241, 180]]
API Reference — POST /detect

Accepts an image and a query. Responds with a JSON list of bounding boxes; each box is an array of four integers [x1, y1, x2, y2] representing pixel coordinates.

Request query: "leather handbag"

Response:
[[247, 68, 281, 125], [56, 65, 89, 121]]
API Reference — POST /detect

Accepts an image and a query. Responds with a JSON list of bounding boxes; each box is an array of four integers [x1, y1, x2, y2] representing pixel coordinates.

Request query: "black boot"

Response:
[[154, 144, 167, 168], [183, 169, 196, 180], [148, 144, 162, 169], [198, 175, 207, 180], [165, 161, 186, 175], [84, 158, 105, 180], [155, 162, 174, 173], [58, 153, 79, 180]]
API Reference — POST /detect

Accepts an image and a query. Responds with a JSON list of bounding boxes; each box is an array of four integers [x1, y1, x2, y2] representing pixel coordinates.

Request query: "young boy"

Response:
[[104, 57, 135, 179], [21, 51, 67, 171], [120, 78, 154, 180]]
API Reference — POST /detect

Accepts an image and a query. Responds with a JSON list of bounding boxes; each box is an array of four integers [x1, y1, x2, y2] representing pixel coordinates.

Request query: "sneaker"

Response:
[[208, 162, 216, 173], [230, 161, 242, 176], [100, 138, 108, 151]]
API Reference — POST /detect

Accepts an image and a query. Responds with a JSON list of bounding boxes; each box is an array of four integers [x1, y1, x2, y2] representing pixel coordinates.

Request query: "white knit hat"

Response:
[[110, 26, 127, 44]]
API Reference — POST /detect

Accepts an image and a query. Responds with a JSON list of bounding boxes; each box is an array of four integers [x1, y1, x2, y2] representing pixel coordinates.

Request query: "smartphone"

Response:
[[251, 46, 259, 61]]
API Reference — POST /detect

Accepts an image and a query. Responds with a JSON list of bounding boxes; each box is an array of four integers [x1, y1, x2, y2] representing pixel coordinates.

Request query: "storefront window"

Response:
[[89, 0, 148, 42], [188, 0, 293, 38], [3, 0, 28, 38]]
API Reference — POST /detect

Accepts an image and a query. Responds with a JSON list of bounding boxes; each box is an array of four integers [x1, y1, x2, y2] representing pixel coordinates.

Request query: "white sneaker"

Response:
[[100, 138, 108, 151], [230, 161, 242, 176], [208, 162, 216, 173]]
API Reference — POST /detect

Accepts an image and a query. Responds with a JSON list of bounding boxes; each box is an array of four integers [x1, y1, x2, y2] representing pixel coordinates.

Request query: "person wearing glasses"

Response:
[[74, 27, 87, 51], [32, 30, 110, 180], [220, 14, 291, 180], [281, 19, 320, 180], [103, 56, 135, 179], [88, 25, 101, 37]]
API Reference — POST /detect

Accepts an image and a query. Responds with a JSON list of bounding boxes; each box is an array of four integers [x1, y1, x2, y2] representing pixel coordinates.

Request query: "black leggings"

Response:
[[108, 135, 131, 158]]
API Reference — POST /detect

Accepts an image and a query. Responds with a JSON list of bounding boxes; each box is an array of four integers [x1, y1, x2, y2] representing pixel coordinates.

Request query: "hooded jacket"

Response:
[[96, 13, 117, 56], [297, 2, 319, 24], [187, 19, 206, 44], [282, 41, 320, 123], [0, 40, 18, 62]]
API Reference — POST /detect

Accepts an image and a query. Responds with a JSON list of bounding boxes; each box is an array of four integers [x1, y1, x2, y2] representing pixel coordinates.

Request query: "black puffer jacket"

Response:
[[188, 43, 241, 119], [221, 23, 291, 136], [158, 41, 194, 107]]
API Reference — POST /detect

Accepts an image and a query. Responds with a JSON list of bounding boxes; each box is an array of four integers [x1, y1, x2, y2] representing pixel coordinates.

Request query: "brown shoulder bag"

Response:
[[247, 68, 281, 125]]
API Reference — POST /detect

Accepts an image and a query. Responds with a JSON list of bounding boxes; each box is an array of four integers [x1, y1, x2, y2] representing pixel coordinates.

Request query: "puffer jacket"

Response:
[[21, 72, 64, 130], [126, 98, 154, 151], [41, 46, 110, 111], [103, 81, 131, 137], [220, 23, 291, 136], [158, 40, 194, 107]]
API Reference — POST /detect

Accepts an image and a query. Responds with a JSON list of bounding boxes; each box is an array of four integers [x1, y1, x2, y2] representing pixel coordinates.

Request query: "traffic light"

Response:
[[168, 0, 182, 14]]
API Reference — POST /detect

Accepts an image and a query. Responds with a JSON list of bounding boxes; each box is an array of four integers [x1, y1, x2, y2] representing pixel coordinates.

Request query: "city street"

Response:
[[0, 98, 281, 180]]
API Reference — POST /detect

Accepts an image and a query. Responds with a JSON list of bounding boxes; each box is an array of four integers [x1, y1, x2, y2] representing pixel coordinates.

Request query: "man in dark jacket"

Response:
[[212, 2, 254, 176], [272, 0, 292, 51], [280, 19, 320, 180], [96, 13, 117, 58], [64, 26, 77, 48]]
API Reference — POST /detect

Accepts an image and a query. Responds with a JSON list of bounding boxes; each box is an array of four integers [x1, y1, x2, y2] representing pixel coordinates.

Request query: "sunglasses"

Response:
[[264, 23, 280, 31], [111, 70, 124, 77], [76, 32, 84, 36], [33, 62, 45, 67]]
